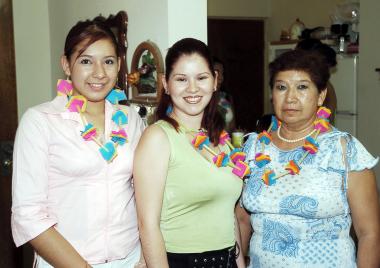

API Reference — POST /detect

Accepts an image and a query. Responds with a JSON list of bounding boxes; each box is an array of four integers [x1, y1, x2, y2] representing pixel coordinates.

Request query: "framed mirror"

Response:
[[129, 41, 164, 102], [101, 11, 128, 92]]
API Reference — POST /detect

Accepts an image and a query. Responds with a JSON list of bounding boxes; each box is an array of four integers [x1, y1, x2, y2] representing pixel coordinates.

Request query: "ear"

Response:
[[162, 75, 169, 94], [117, 57, 121, 72], [318, 88, 327, 106], [61, 55, 71, 77]]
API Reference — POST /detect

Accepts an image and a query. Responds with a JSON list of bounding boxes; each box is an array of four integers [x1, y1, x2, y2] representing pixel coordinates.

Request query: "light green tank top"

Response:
[[156, 120, 243, 253]]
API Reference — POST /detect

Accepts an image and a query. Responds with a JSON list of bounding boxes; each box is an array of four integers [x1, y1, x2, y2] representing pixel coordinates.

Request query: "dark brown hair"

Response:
[[156, 38, 224, 145], [269, 49, 330, 92], [296, 38, 337, 68], [64, 16, 119, 62]]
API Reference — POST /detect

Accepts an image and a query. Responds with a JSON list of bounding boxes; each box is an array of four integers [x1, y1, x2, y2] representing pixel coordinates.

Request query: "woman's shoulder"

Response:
[[155, 119, 172, 128], [319, 127, 379, 171], [242, 132, 259, 159], [243, 132, 259, 149], [18, 100, 58, 126], [141, 121, 168, 140], [137, 122, 170, 153], [154, 119, 180, 134], [319, 127, 357, 144]]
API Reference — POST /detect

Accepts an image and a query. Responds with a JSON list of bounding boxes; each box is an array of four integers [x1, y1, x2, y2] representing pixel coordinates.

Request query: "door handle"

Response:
[[3, 159, 12, 168], [0, 141, 14, 176]]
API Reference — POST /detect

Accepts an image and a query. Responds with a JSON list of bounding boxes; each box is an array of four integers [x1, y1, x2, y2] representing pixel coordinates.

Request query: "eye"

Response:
[[175, 77, 187, 82], [105, 59, 115, 65], [198, 75, 209, 81], [297, 84, 308, 90], [275, 84, 287, 91], [80, 58, 91, 65]]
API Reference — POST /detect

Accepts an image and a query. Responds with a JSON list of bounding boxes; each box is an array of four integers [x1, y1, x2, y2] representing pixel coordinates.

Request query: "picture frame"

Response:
[[101, 11, 128, 92], [130, 41, 164, 102]]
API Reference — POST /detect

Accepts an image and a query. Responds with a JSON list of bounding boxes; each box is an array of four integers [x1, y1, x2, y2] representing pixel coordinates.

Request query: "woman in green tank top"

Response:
[[133, 38, 246, 268]]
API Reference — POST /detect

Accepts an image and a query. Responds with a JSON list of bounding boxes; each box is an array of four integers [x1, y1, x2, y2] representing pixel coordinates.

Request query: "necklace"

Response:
[[57, 80, 128, 163], [255, 107, 331, 186], [277, 124, 317, 143], [168, 114, 251, 178], [169, 113, 251, 179], [190, 129, 250, 178]]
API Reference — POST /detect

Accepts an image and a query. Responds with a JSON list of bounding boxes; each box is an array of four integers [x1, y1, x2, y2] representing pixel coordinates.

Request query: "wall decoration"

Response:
[[128, 41, 164, 102]]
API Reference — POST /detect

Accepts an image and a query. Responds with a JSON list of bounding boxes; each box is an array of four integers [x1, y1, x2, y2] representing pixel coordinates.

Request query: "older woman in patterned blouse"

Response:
[[236, 49, 380, 268]]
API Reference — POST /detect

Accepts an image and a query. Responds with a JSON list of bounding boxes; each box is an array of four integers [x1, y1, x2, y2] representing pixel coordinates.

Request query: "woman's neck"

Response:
[[171, 110, 203, 131], [272, 117, 316, 150], [84, 100, 105, 117], [278, 123, 314, 139]]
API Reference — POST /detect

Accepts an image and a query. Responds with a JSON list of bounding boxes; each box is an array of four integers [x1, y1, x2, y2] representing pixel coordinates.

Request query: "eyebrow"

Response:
[[78, 54, 117, 58], [275, 79, 310, 83], [172, 72, 211, 76]]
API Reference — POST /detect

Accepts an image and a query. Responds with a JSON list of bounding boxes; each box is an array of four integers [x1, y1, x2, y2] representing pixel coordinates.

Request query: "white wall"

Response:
[[13, 0, 207, 120], [358, 0, 380, 180], [13, 0, 52, 119], [267, 0, 341, 41], [168, 0, 207, 46]]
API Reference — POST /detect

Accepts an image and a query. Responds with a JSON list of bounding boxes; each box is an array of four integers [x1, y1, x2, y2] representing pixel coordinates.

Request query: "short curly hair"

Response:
[[269, 49, 330, 92]]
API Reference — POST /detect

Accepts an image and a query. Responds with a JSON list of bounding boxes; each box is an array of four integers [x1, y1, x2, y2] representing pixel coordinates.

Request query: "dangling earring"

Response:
[[57, 76, 73, 96], [166, 104, 173, 115]]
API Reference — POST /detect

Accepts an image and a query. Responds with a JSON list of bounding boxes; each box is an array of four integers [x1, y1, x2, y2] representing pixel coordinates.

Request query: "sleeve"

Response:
[[343, 134, 379, 172], [11, 108, 57, 247], [243, 132, 258, 162]]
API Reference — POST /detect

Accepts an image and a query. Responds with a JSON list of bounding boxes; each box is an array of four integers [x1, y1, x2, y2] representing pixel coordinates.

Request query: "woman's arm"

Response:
[[30, 228, 91, 268], [133, 125, 170, 268], [235, 204, 252, 264], [12, 110, 89, 267], [348, 168, 380, 268], [234, 213, 246, 268]]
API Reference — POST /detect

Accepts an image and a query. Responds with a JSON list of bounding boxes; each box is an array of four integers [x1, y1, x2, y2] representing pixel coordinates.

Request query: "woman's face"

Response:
[[163, 53, 217, 122], [62, 38, 120, 103], [272, 70, 326, 127]]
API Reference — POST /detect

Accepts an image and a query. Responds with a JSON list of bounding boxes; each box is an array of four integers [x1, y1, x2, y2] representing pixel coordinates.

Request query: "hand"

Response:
[[134, 260, 147, 268]]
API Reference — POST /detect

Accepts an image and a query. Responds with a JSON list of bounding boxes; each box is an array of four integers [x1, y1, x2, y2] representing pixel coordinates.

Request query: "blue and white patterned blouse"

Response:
[[242, 128, 378, 268]]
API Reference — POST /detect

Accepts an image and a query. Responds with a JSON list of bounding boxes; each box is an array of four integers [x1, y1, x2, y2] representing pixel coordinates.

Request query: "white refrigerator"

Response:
[[330, 54, 358, 136]]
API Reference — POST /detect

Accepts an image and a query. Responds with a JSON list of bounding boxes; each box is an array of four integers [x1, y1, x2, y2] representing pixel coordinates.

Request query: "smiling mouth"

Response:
[[284, 108, 298, 112], [183, 96, 202, 104], [88, 83, 105, 90]]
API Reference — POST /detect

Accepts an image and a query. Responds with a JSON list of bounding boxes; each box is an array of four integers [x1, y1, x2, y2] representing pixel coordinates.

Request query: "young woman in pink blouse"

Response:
[[11, 17, 145, 268]]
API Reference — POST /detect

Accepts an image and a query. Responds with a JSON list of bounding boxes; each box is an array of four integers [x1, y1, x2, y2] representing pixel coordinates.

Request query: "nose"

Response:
[[186, 78, 199, 93], [285, 87, 297, 103], [93, 62, 106, 79]]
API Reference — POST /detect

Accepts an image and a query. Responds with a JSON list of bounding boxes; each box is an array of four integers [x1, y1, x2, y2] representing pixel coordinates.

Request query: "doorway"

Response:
[[208, 18, 265, 132], [0, 0, 33, 267]]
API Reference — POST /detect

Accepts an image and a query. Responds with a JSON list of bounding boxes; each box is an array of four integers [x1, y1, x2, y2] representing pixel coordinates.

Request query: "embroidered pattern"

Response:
[[279, 195, 318, 218], [262, 219, 300, 257]]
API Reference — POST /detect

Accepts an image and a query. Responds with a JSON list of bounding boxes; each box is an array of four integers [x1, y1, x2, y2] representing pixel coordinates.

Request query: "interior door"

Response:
[[208, 19, 265, 132], [0, 0, 22, 266]]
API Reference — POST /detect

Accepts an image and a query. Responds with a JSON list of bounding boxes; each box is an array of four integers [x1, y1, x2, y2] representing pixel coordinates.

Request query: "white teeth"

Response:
[[184, 96, 201, 104], [89, 83, 103, 89]]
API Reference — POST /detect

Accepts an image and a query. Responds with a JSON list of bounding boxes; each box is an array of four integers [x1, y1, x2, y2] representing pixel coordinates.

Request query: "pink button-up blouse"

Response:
[[11, 96, 144, 264]]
